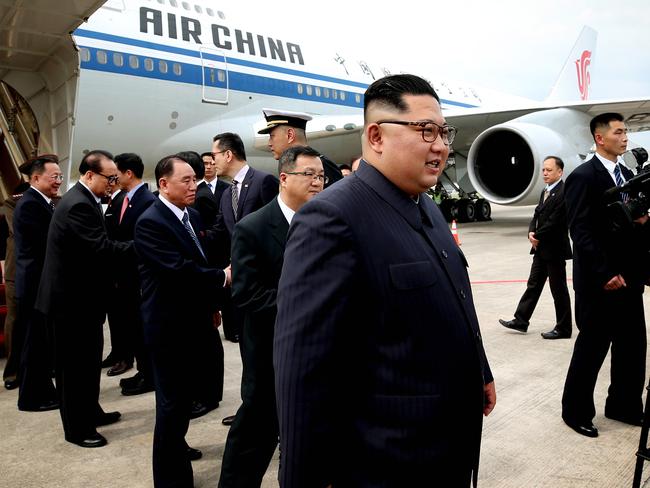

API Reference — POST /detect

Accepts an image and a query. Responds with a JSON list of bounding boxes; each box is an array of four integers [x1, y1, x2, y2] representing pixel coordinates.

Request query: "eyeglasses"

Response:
[[376, 120, 457, 145], [211, 150, 228, 158], [48, 174, 64, 182], [97, 173, 119, 184], [284, 171, 329, 184]]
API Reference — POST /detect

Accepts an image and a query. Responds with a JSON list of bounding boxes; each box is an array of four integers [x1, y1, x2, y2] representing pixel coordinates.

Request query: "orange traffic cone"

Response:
[[451, 220, 461, 246]]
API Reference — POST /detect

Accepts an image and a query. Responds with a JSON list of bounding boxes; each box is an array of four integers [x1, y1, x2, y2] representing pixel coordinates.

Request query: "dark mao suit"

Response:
[[13, 187, 58, 409], [513, 180, 573, 334], [135, 199, 225, 488], [35, 182, 132, 442], [562, 157, 649, 424], [274, 161, 493, 487], [219, 197, 288, 487], [104, 185, 156, 376], [193, 179, 230, 228]]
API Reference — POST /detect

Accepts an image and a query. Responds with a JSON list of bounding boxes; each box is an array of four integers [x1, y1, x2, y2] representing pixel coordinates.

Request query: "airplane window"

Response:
[[340, 91, 346, 101], [315, 87, 321, 97], [113, 53, 123, 67], [157, 0, 163, 3], [173, 63, 182, 75], [169, 0, 177, 7], [217, 11, 225, 19], [97, 50, 108, 64], [182, 1, 190, 9], [297, 84, 303, 95], [194, 5, 202, 13], [206, 7, 214, 16], [217, 70, 226, 82], [159, 60, 168, 73], [323, 88, 330, 98], [332, 90, 338, 100], [80, 48, 90, 62], [144, 58, 154, 71], [306, 85, 313, 96], [355, 94, 361, 104], [129, 55, 139, 69]]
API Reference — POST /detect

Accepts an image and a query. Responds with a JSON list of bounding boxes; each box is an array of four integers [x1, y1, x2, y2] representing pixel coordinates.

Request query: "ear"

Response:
[[287, 128, 296, 144], [594, 132, 604, 146], [279, 172, 288, 187], [366, 124, 383, 153], [159, 178, 167, 193]]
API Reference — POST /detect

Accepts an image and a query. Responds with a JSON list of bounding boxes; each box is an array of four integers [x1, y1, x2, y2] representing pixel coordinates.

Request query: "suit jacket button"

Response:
[[442, 250, 448, 258], [459, 290, 466, 299]]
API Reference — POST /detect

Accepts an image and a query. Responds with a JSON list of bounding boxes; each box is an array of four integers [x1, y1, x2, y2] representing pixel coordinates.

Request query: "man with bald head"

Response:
[[36, 150, 132, 448], [274, 74, 495, 487]]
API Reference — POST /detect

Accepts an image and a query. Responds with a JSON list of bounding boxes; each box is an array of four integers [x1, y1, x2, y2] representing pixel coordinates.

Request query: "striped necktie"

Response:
[[181, 213, 206, 260], [614, 164, 627, 202], [231, 180, 239, 220]]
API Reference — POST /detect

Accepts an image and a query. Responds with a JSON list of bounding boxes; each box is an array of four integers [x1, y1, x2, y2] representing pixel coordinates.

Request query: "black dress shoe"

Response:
[[101, 354, 117, 368], [222, 415, 236, 426], [563, 417, 599, 437], [499, 319, 528, 333], [187, 447, 202, 461], [4, 379, 18, 390], [605, 410, 644, 426], [226, 335, 239, 343], [120, 372, 142, 388], [541, 329, 571, 340], [67, 432, 108, 448], [96, 411, 121, 427], [19, 399, 60, 412], [190, 401, 219, 420], [121, 377, 155, 396], [107, 360, 133, 377]]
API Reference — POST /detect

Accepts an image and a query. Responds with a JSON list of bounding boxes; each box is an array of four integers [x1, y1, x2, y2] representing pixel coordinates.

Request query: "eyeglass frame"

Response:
[[284, 171, 329, 184], [211, 150, 229, 159], [96, 172, 119, 184], [375, 119, 457, 145], [47, 174, 65, 182]]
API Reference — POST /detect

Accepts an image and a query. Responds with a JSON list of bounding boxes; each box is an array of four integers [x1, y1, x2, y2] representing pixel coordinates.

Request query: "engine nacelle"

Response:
[[467, 108, 593, 205]]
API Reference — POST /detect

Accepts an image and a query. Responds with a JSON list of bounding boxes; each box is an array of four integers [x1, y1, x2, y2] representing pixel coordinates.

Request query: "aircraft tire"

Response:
[[475, 199, 492, 221], [456, 199, 476, 223]]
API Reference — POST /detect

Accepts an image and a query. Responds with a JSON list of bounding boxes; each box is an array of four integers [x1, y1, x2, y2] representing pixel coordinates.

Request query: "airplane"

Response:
[[1, 0, 649, 222]]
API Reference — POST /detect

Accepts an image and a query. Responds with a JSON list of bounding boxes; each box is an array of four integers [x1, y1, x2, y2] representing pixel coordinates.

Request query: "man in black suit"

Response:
[[274, 74, 495, 487], [258, 108, 343, 188], [135, 155, 230, 488], [35, 150, 131, 448], [562, 112, 649, 438], [13, 156, 61, 412], [219, 146, 325, 487], [499, 156, 573, 339], [193, 151, 230, 227], [104, 153, 157, 393]]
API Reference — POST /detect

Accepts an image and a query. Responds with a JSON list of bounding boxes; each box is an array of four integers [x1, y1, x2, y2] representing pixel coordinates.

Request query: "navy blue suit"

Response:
[[562, 156, 648, 424], [135, 198, 225, 488], [13, 187, 57, 409], [193, 179, 230, 228], [274, 161, 493, 487]]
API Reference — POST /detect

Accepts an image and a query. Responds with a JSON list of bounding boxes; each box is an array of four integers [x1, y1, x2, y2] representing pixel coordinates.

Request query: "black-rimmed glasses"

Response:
[[284, 171, 329, 184], [97, 173, 119, 184], [211, 150, 228, 158], [376, 120, 457, 145]]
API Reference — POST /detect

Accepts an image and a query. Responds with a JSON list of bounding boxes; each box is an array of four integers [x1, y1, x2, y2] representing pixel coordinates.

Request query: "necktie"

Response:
[[207, 181, 213, 192], [119, 195, 129, 224], [181, 213, 206, 260], [231, 180, 239, 220], [49, 201, 56, 211], [543, 189, 549, 203], [614, 164, 627, 201]]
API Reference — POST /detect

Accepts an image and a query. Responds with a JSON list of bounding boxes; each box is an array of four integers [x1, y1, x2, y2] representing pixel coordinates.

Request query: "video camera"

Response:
[[604, 147, 649, 231]]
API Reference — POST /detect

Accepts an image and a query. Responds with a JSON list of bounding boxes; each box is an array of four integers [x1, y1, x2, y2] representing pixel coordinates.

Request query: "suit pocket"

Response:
[[389, 261, 437, 290]]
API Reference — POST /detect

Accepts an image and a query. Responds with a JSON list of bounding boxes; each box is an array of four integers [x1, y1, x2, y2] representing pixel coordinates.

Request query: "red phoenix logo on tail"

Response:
[[575, 50, 591, 100]]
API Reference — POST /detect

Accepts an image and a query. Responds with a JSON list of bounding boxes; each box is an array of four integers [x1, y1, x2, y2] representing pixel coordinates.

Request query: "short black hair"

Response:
[[79, 150, 114, 175], [339, 163, 352, 171], [212, 132, 247, 161], [115, 153, 144, 178], [363, 74, 439, 119], [544, 155, 564, 170], [200, 152, 213, 160], [176, 151, 204, 179], [589, 112, 624, 140], [278, 145, 321, 174], [154, 155, 188, 189], [19, 154, 59, 176]]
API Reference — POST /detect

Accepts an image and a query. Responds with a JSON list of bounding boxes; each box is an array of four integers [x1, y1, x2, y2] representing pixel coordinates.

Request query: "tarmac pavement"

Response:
[[1, 204, 649, 487]]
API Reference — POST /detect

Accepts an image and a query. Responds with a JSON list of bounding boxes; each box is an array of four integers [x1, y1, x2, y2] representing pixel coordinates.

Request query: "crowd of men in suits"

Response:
[[0, 73, 648, 487]]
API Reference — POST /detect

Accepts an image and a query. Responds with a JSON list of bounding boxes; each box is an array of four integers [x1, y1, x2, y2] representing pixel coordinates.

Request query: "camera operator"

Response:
[[561, 112, 650, 438]]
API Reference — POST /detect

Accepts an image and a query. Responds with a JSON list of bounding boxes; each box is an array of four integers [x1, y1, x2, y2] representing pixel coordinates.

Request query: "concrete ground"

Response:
[[1, 204, 650, 487]]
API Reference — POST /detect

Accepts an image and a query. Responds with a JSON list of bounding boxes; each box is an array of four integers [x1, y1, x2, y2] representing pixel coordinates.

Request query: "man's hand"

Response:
[[483, 381, 496, 416], [224, 265, 232, 287], [634, 214, 649, 225], [528, 232, 539, 249], [604, 273, 626, 291]]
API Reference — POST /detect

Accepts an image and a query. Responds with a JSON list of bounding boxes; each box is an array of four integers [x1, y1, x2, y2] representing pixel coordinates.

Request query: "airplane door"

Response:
[[199, 47, 229, 105]]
